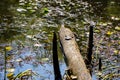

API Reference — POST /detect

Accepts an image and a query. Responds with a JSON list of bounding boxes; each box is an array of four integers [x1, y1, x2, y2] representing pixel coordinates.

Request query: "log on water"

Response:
[[59, 25, 92, 80]]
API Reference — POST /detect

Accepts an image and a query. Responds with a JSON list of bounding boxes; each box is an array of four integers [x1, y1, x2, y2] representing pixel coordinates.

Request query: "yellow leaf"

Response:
[[114, 50, 119, 55], [102, 23, 107, 26], [7, 72, 14, 78], [94, 29, 100, 33], [41, 58, 49, 61], [118, 41, 120, 45], [5, 46, 12, 51], [106, 31, 113, 36]]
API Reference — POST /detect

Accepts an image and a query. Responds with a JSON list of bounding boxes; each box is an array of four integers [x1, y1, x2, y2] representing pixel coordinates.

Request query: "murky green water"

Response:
[[0, 0, 120, 80]]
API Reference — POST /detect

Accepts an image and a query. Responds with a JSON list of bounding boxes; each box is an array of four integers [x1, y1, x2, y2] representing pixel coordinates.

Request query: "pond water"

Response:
[[0, 0, 120, 80]]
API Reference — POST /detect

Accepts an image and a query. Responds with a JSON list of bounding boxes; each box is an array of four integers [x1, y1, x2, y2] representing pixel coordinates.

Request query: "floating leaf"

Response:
[[111, 16, 115, 20], [5, 46, 12, 51], [17, 8, 27, 12], [113, 50, 119, 55], [7, 72, 14, 79], [118, 41, 120, 45], [111, 16, 120, 20], [41, 58, 49, 62], [115, 26, 120, 31], [30, 10, 36, 13], [16, 58, 22, 62], [6, 56, 13, 61], [102, 23, 107, 26], [42, 8, 49, 15], [6, 68, 15, 72], [94, 29, 100, 33], [96, 71, 102, 76], [26, 35, 33, 39], [32, 38, 37, 41], [34, 43, 42, 47], [7, 72, 14, 77], [106, 31, 113, 36]]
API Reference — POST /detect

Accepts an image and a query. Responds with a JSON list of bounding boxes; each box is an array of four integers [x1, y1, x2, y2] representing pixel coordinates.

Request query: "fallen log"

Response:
[[59, 25, 92, 80]]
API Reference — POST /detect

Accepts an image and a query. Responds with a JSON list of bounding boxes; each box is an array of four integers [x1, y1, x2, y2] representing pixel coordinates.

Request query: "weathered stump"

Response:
[[59, 25, 92, 80]]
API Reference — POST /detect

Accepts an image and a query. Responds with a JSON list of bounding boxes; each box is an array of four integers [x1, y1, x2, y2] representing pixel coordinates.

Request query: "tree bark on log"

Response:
[[59, 25, 92, 80]]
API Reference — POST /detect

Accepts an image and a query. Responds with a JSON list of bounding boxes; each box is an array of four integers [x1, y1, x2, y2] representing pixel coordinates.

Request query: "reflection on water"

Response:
[[0, 0, 120, 80], [0, 41, 66, 80]]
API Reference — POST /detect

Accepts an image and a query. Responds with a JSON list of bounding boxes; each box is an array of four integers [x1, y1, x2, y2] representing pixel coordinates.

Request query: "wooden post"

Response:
[[53, 32, 62, 80], [59, 25, 92, 80], [99, 57, 102, 71], [86, 26, 94, 75], [87, 26, 93, 64]]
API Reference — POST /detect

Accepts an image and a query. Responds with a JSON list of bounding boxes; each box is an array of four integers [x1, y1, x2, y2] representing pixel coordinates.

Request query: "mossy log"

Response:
[[59, 25, 92, 80]]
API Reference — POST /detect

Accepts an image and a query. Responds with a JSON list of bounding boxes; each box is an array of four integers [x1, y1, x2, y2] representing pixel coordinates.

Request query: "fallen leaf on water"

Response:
[[115, 26, 120, 31], [6, 68, 15, 72], [41, 58, 49, 62], [34, 43, 43, 47], [16, 58, 22, 62], [7, 72, 14, 78], [106, 31, 113, 36], [5, 46, 12, 51], [118, 41, 120, 45], [26, 35, 33, 39], [96, 71, 102, 76], [113, 50, 119, 55], [102, 23, 107, 26], [94, 29, 100, 33]]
